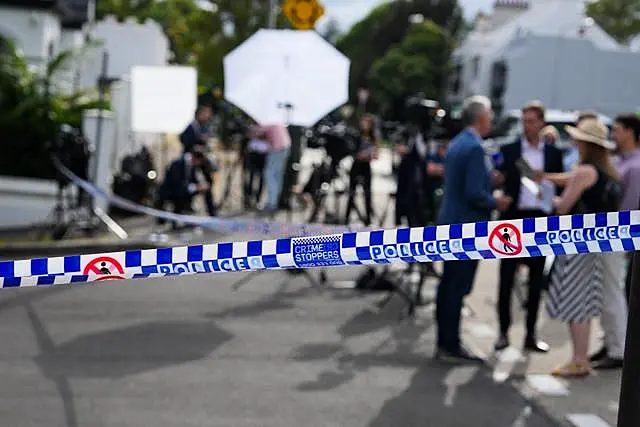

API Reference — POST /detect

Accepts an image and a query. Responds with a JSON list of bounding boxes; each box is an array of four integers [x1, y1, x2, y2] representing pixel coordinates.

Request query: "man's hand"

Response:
[[196, 183, 210, 193], [491, 170, 505, 186], [395, 144, 409, 155], [532, 169, 544, 182], [495, 194, 513, 212]]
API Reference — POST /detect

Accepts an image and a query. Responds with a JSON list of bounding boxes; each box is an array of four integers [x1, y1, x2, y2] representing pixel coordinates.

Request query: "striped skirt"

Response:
[[546, 253, 603, 322]]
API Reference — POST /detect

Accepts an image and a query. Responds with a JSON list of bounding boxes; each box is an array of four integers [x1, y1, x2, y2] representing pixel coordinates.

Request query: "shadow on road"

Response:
[[291, 302, 431, 392], [367, 362, 549, 427], [0, 285, 72, 315], [24, 301, 232, 427]]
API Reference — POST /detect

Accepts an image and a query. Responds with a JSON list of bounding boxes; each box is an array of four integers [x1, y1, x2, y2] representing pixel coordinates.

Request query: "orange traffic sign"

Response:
[[282, 0, 325, 30]]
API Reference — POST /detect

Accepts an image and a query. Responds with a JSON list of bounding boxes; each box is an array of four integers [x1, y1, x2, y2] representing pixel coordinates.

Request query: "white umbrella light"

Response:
[[223, 29, 350, 127]]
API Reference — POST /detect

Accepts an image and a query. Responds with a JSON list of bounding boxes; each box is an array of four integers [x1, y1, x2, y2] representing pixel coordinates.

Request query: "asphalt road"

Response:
[[0, 267, 556, 427]]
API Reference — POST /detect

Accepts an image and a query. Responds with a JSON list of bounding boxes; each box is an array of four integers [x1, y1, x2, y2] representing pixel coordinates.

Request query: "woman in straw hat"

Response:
[[543, 118, 619, 377]]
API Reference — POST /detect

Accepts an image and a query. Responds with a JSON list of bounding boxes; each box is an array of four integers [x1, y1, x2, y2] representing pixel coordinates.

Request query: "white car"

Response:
[[489, 109, 613, 149]]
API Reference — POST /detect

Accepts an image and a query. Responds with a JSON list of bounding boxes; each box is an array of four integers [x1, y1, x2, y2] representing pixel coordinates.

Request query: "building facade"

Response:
[[448, 0, 640, 118]]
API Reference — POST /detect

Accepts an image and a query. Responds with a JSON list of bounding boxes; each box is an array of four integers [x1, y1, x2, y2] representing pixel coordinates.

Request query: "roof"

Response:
[[455, 0, 622, 58]]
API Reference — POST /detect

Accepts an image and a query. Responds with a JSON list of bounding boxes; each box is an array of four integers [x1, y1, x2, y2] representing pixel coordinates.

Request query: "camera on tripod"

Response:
[[47, 124, 91, 188], [403, 95, 445, 137]]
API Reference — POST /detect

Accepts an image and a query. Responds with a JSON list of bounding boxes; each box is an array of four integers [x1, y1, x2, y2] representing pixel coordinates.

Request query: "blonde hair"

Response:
[[540, 125, 559, 142], [578, 141, 619, 180]]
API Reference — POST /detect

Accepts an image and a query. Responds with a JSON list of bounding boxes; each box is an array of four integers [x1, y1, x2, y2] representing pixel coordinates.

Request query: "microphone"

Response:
[[516, 158, 541, 197]]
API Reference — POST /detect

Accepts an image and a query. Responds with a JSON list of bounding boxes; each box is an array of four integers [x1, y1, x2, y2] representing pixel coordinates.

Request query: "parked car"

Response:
[[488, 109, 613, 149]]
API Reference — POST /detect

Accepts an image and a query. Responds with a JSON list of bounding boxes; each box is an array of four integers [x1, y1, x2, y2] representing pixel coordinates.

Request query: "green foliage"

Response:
[[367, 20, 454, 120], [586, 0, 640, 45], [336, 0, 462, 106], [96, 0, 294, 86], [0, 39, 103, 179]]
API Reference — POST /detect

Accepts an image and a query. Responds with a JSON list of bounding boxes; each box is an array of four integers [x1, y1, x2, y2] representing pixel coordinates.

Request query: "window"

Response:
[[472, 56, 480, 78], [450, 64, 462, 94]]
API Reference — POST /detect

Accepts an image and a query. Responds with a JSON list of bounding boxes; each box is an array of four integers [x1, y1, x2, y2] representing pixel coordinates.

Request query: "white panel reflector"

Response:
[[131, 66, 197, 133]]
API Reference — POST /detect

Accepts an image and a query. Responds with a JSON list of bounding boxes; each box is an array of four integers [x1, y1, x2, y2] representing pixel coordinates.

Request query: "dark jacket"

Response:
[[180, 121, 206, 153], [498, 136, 564, 220], [439, 128, 496, 225], [158, 156, 196, 200]]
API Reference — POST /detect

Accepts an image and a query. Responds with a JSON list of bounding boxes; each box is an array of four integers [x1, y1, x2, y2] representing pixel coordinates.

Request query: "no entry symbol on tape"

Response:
[[83, 256, 125, 280], [489, 223, 522, 256]]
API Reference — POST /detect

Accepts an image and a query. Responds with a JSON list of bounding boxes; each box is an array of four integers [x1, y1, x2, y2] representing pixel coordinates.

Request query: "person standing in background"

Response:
[[611, 114, 640, 304], [564, 111, 598, 171], [436, 95, 512, 364], [545, 118, 620, 377], [180, 105, 212, 154], [586, 113, 640, 370], [344, 113, 379, 226], [243, 125, 270, 209], [261, 123, 291, 214], [494, 101, 564, 354], [540, 125, 559, 146]]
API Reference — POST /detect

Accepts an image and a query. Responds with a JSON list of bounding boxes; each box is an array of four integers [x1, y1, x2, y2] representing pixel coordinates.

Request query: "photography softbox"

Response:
[[130, 66, 198, 134]]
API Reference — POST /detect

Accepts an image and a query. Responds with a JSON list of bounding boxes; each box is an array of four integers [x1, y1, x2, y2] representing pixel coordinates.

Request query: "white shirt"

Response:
[[518, 138, 544, 210]]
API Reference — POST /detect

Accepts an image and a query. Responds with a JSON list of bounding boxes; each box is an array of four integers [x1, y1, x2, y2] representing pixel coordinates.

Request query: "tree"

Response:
[[320, 18, 341, 44], [586, 0, 640, 45], [0, 39, 102, 179], [367, 20, 454, 120], [97, 0, 217, 67], [95, 0, 293, 85], [96, 0, 157, 22], [336, 0, 463, 105]]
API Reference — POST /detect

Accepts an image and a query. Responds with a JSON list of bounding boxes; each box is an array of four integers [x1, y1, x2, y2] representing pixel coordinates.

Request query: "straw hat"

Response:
[[565, 118, 615, 150]]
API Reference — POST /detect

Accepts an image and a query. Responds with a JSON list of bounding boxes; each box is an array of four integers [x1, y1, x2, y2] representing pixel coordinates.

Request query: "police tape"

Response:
[[53, 158, 357, 237], [1, 210, 638, 288]]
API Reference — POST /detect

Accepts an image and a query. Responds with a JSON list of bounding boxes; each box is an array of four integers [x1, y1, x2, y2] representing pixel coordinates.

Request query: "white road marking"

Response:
[[526, 374, 570, 397], [492, 347, 525, 383], [466, 322, 496, 339], [566, 413, 611, 427], [443, 366, 480, 407]]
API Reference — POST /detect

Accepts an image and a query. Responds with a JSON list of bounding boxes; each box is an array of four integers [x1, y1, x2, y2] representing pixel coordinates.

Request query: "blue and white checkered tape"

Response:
[[52, 157, 358, 237], [1, 211, 639, 288]]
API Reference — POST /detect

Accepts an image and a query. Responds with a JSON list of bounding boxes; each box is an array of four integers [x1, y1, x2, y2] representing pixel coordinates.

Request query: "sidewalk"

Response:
[[0, 215, 227, 259], [458, 261, 621, 427]]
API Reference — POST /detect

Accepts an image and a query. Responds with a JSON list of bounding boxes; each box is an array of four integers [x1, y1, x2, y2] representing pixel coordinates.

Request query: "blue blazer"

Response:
[[438, 128, 496, 225]]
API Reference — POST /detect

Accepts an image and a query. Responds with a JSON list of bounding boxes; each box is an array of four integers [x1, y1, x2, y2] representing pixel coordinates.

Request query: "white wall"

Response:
[[501, 35, 640, 117], [0, 177, 58, 229], [0, 6, 61, 64], [79, 16, 169, 90]]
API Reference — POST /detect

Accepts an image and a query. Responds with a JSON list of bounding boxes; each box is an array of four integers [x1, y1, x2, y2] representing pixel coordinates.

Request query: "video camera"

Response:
[[307, 119, 359, 164], [47, 124, 91, 187]]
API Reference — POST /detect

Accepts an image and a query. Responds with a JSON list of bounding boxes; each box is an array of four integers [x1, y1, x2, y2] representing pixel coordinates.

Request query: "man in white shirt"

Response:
[[494, 101, 564, 353]]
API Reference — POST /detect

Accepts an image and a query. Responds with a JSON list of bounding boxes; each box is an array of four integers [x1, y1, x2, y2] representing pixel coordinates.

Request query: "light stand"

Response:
[[83, 50, 127, 240]]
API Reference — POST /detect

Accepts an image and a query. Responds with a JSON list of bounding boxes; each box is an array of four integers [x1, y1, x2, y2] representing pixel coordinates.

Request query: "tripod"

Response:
[[357, 182, 441, 319], [47, 157, 129, 241], [38, 181, 100, 241]]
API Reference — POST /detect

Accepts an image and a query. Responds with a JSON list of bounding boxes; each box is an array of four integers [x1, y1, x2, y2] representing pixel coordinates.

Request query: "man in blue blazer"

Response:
[[436, 95, 512, 363]]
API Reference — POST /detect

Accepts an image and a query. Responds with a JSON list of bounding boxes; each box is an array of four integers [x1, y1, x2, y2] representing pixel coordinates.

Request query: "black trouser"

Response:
[[437, 259, 479, 352], [153, 190, 192, 225], [155, 188, 216, 223], [345, 162, 372, 226], [244, 152, 266, 206], [497, 209, 546, 340]]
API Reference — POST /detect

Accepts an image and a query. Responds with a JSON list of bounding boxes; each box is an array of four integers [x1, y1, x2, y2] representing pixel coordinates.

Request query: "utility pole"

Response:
[[268, 0, 278, 28], [618, 251, 640, 427]]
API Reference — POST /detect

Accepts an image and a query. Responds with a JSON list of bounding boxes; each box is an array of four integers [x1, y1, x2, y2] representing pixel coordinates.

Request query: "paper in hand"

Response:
[[539, 180, 555, 214], [521, 176, 540, 197], [515, 158, 535, 179]]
